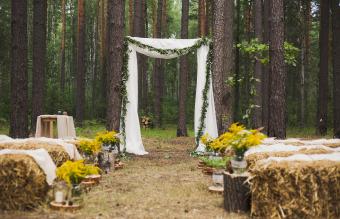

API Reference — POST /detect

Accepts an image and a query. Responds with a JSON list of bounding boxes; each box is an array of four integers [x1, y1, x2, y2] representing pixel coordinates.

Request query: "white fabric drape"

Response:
[[0, 148, 56, 185], [195, 46, 218, 152], [123, 37, 218, 155]]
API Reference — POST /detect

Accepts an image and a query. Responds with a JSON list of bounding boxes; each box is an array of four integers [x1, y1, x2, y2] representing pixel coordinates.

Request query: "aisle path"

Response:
[[2, 137, 248, 219]]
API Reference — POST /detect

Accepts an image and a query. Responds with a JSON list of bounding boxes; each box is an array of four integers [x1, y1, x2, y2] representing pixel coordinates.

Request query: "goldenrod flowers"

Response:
[[78, 139, 101, 156], [200, 123, 266, 154], [56, 160, 100, 185], [95, 130, 120, 145], [78, 130, 120, 155]]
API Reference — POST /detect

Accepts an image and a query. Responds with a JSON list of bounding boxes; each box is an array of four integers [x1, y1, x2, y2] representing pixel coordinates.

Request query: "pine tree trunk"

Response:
[[76, 0, 86, 125], [71, 1, 77, 113], [10, 0, 29, 138], [60, 0, 66, 93], [212, 0, 233, 134], [198, 0, 207, 37], [331, 0, 340, 138], [31, 0, 47, 133], [300, 0, 311, 128], [253, 0, 263, 128], [234, 0, 241, 121], [134, 0, 148, 114], [177, 0, 189, 137], [153, 0, 164, 128], [143, 1, 149, 114], [316, 0, 330, 135], [129, 0, 133, 35], [262, 0, 270, 133], [223, 0, 234, 132], [268, 0, 286, 139], [100, 0, 108, 118], [106, 0, 125, 131]]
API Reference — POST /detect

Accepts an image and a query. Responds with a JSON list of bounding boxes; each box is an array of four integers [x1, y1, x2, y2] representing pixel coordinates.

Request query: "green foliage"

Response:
[[236, 38, 300, 66], [199, 156, 231, 169], [232, 38, 299, 125]]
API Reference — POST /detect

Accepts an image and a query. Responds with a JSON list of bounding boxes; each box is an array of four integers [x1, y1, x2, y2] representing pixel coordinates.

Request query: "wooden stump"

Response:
[[223, 171, 250, 213]]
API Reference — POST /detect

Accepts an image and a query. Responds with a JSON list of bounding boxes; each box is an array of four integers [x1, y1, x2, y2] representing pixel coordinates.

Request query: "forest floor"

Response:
[[1, 135, 248, 219]]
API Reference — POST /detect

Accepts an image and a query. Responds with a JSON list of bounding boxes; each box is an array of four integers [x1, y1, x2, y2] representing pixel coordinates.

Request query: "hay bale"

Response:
[[0, 154, 49, 210], [246, 148, 332, 169], [249, 160, 340, 218], [0, 142, 69, 166]]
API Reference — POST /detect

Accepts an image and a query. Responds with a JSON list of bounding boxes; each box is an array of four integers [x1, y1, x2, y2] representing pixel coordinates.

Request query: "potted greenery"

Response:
[[200, 156, 231, 186]]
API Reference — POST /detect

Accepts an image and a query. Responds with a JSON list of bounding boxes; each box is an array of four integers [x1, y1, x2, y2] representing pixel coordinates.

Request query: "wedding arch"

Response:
[[120, 36, 218, 155]]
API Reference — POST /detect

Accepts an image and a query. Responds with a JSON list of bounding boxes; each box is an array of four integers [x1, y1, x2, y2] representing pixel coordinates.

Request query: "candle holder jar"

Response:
[[212, 170, 224, 187], [53, 181, 68, 204]]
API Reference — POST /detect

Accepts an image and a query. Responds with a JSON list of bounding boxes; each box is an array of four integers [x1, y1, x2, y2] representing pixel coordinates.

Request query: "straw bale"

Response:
[[0, 141, 69, 166], [246, 148, 332, 169], [249, 160, 340, 218], [0, 154, 49, 210]]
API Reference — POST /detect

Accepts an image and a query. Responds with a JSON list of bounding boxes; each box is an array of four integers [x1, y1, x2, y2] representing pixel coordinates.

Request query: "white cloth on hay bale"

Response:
[[0, 136, 82, 160], [262, 137, 340, 145], [260, 152, 340, 163], [0, 148, 56, 185], [245, 143, 340, 157]]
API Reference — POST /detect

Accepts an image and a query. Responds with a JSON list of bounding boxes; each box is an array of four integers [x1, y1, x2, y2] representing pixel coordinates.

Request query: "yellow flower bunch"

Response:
[[95, 130, 120, 145], [78, 139, 101, 156], [200, 123, 266, 154], [56, 160, 100, 185]]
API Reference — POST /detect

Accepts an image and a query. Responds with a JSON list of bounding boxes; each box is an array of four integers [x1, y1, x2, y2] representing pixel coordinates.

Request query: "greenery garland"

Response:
[[120, 36, 212, 151], [120, 39, 130, 153]]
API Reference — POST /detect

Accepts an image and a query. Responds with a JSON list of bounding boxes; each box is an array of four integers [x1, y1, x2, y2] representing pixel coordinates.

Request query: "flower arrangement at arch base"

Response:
[[201, 123, 266, 174]]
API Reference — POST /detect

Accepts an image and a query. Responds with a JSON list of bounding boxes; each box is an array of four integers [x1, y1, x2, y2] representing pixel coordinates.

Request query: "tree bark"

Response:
[[31, 0, 47, 133], [234, 0, 241, 121], [253, 0, 263, 129], [10, 0, 28, 138], [99, 0, 108, 118], [198, 0, 207, 37], [212, 0, 234, 134], [106, 0, 125, 131], [76, 0, 86, 125], [262, 0, 270, 133], [177, 0, 189, 137], [133, 0, 148, 114], [153, 0, 164, 128], [223, 172, 251, 213], [316, 0, 330, 136], [331, 0, 340, 138], [268, 0, 286, 139], [60, 0, 66, 93], [129, 0, 133, 35]]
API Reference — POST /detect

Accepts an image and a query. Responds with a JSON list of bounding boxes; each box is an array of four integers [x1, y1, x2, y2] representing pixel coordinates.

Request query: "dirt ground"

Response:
[[1, 137, 249, 219]]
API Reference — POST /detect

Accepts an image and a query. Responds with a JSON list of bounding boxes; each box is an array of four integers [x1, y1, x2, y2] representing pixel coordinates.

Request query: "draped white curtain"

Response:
[[122, 37, 218, 155]]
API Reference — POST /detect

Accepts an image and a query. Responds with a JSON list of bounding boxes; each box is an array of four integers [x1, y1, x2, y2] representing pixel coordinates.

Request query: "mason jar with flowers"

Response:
[[95, 131, 120, 172], [95, 130, 120, 152], [78, 139, 101, 163], [56, 160, 100, 205]]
